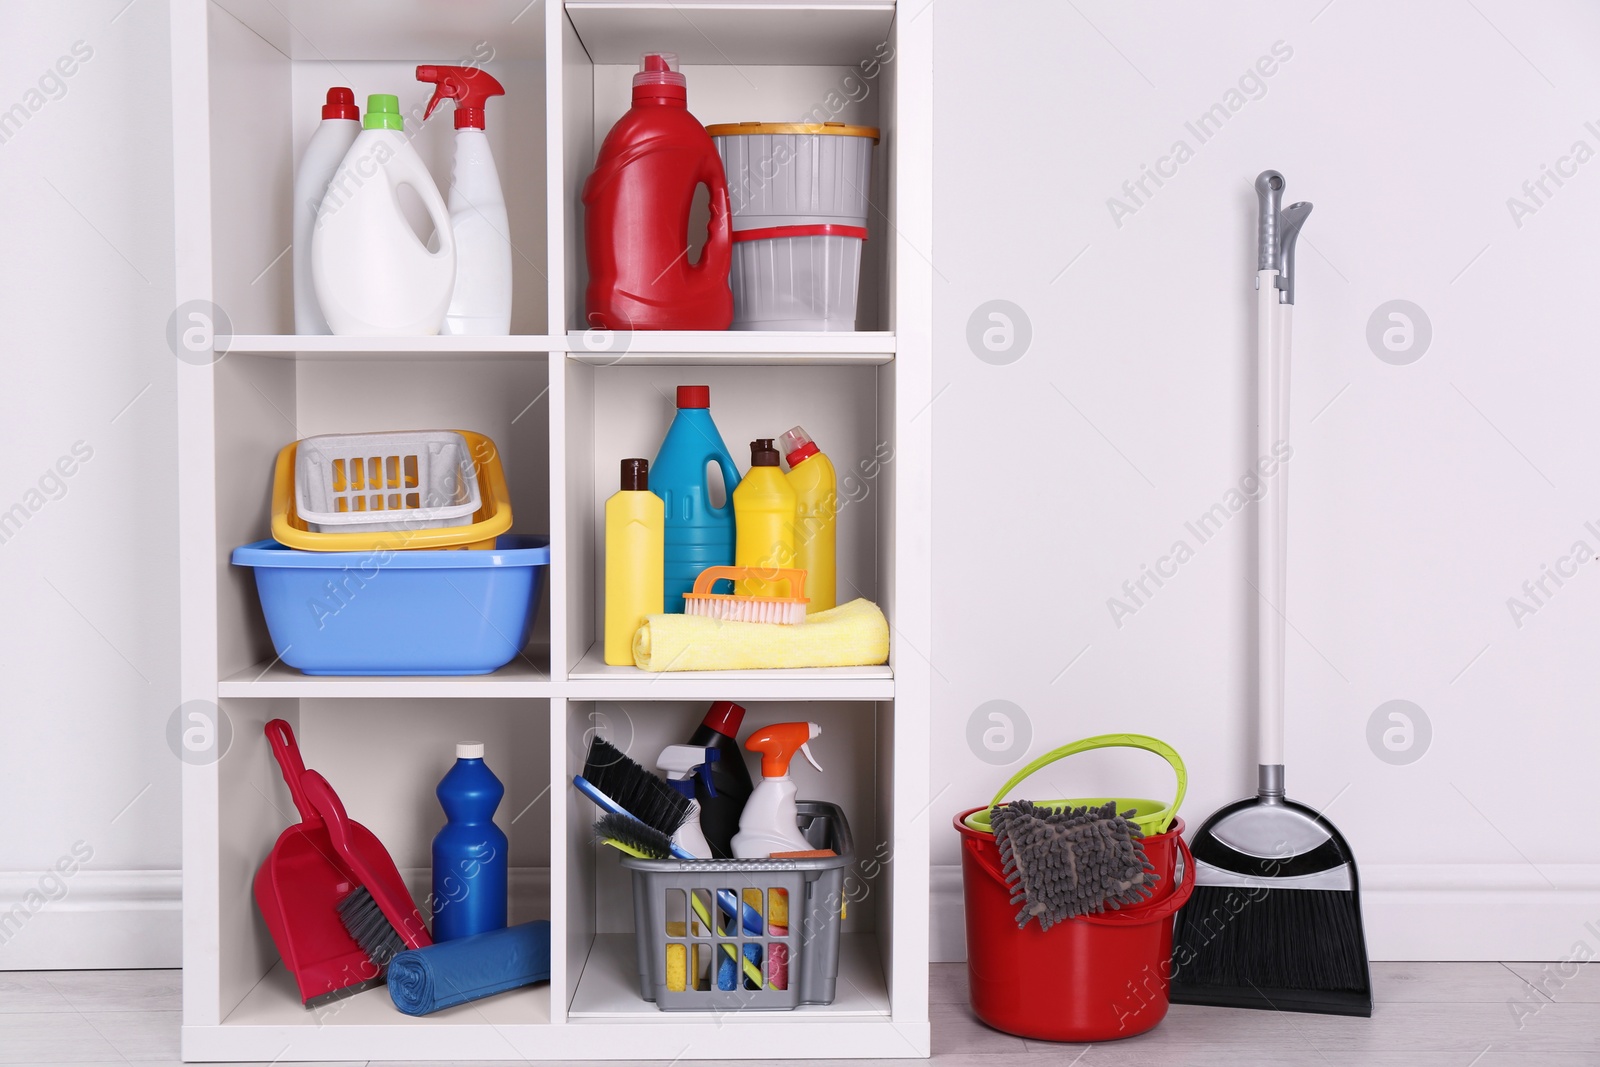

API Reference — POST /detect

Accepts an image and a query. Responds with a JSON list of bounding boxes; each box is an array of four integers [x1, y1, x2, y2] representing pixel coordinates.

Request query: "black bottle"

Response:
[[688, 701, 754, 857]]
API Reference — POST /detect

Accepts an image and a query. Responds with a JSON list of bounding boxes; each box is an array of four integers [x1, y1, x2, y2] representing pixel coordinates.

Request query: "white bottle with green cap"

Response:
[[312, 93, 456, 335]]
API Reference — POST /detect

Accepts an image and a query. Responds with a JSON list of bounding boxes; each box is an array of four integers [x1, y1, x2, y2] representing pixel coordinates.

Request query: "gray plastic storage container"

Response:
[[708, 123, 878, 331], [619, 801, 852, 1011]]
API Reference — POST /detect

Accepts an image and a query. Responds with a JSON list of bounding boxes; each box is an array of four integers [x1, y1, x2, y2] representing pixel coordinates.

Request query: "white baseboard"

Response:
[[0, 869, 182, 970], [931, 863, 1600, 963]]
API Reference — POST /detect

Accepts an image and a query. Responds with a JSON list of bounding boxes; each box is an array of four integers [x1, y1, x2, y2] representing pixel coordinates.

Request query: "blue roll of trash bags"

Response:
[[386, 919, 551, 1016]]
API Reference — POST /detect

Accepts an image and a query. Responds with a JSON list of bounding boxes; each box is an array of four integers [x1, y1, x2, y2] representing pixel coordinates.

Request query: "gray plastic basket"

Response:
[[619, 801, 852, 1011]]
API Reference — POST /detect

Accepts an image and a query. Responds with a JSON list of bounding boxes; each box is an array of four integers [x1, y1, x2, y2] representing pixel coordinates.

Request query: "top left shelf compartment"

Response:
[[205, 0, 549, 338]]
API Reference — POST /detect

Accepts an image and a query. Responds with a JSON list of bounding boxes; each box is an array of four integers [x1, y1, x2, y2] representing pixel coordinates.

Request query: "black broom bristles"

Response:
[[1172, 884, 1369, 993]]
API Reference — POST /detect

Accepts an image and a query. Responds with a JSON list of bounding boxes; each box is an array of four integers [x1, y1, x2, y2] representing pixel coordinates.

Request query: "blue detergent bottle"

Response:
[[431, 742, 508, 941], [651, 385, 742, 612]]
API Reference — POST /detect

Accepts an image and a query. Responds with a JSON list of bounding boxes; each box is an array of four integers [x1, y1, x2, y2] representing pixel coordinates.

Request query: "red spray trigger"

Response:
[[416, 65, 505, 129]]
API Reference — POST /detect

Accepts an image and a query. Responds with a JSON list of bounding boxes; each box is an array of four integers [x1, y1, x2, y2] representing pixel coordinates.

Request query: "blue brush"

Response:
[[574, 765, 762, 936]]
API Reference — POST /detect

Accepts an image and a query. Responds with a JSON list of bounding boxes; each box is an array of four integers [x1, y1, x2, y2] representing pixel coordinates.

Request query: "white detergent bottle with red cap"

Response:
[[417, 65, 512, 335], [293, 88, 360, 334], [731, 722, 822, 858]]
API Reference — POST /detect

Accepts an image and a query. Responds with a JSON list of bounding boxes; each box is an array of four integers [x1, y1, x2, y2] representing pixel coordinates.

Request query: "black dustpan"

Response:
[[1169, 171, 1371, 1017]]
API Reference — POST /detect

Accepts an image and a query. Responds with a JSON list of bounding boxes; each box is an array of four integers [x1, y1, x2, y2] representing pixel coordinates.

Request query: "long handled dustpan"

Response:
[[1169, 171, 1372, 1017]]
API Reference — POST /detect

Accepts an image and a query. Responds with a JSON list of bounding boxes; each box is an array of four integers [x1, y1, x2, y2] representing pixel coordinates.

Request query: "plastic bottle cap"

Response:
[[456, 742, 485, 759], [703, 700, 746, 737], [364, 94, 403, 131], [322, 87, 359, 121], [780, 425, 819, 468], [620, 457, 649, 491], [634, 51, 687, 89], [676, 385, 710, 409], [750, 439, 780, 467]]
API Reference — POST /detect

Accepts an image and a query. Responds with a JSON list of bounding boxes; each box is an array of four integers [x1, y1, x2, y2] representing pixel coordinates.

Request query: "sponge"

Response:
[[990, 799, 1157, 931], [666, 943, 687, 992]]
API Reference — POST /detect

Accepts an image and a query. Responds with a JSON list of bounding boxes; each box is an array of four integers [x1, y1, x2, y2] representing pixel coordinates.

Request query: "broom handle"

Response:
[[1257, 274, 1288, 787]]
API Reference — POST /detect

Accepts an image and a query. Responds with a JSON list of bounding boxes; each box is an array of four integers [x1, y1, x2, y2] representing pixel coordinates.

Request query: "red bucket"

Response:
[[956, 809, 1193, 1042]]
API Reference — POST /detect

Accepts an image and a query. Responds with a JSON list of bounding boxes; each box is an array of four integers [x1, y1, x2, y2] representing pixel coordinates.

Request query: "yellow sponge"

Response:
[[770, 889, 789, 930], [666, 943, 687, 992]]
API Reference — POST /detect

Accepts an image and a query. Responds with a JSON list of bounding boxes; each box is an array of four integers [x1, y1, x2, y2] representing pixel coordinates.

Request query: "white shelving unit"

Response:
[[172, 0, 931, 1059]]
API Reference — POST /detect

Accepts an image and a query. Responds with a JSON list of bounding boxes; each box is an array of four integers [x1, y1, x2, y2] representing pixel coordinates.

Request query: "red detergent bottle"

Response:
[[582, 52, 733, 330]]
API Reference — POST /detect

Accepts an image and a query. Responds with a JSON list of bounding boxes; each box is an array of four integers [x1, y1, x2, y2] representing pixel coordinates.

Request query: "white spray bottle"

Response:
[[731, 722, 822, 858], [416, 65, 512, 335], [293, 88, 360, 334], [656, 744, 719, 859]]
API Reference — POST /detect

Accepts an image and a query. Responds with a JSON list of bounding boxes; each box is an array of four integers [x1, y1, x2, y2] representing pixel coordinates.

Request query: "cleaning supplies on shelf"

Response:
[[416, 65, 512, 335], [604, 458, 664, 665], [731, 722, 821, 858], [270, 430, 511, 552], [652, 386, 741, 612], [1171, 170, 1372, 1019], [990, 800, 1157, 931], [684, 701, 753, 858], [656, 745, 719, 859], [583, 53, 732, 330], [432, 742, 508, 942], [955, 733, 1194, 1041], [632, 596, 888, 672], [294, 430, 480, 534], [386, 919, 550, 1016], [780, 425, 836, 612], [732, 439, 798, 598], [231, 535, 549, 676], [682, 566, 808, 624], [621, 801, 853, 1009], [294, 88, 360, 335], [708, 121, 879, 330], [313, 93, 456, 336], [256, 719, 400, 1006]]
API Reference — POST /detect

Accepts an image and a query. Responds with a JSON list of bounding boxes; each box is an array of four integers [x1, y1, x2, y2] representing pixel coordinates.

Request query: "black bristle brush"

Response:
[[574, 737, 693, 848]]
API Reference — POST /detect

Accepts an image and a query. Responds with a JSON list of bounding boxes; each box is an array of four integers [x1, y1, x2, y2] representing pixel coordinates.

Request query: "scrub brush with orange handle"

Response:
[[682, 566, 809, 624]]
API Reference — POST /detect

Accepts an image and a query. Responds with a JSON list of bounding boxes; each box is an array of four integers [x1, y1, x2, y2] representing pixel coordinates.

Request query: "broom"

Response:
[[1169, 171, 1372, 1017]]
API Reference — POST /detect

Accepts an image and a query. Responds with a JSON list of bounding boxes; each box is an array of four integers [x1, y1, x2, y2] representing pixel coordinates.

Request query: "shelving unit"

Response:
[[173, 0, 930, 1059]]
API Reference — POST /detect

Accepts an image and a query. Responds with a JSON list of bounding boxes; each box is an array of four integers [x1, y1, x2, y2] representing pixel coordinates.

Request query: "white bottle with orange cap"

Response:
[[731, 721, 822, 858]]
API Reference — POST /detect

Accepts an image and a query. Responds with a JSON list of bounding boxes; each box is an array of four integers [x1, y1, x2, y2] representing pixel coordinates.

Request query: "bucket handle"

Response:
[[961, 831, 1195, 924], [988, 734, 1187, 835]]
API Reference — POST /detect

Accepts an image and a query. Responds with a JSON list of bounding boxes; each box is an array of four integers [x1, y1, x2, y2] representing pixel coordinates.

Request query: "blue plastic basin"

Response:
[[231, 535, 550, 676]]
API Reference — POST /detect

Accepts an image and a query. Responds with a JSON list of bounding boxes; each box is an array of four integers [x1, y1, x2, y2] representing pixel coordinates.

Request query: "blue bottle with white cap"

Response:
[[431, 742, 508, 940]]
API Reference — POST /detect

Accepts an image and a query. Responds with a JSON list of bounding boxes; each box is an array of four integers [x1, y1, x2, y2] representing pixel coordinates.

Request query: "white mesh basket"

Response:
[[293, 430, 481, 533]]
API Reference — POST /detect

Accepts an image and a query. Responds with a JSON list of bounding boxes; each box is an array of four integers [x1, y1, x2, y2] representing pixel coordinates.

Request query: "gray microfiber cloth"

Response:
[[990, 800, 1159, 931]]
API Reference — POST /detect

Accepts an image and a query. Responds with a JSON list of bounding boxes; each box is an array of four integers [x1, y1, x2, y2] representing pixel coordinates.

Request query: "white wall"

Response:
[[932, 0, 1600, 960], [0, 2, 180, 967]]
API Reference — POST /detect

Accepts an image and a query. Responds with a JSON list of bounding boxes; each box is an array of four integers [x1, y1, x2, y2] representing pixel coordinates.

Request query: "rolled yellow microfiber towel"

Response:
[[632, 598, 889, 672]]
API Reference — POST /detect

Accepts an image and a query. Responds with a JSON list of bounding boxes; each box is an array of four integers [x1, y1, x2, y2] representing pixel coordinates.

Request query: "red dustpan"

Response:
[[253, 719, 429, 1006]]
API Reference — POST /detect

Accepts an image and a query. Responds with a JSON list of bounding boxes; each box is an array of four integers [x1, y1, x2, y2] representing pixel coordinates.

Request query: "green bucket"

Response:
[[962, 733, 1187, 837]]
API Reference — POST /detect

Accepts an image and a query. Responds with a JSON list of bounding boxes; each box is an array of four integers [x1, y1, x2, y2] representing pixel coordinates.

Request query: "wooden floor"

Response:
[[0, 962, 1593, 1065]]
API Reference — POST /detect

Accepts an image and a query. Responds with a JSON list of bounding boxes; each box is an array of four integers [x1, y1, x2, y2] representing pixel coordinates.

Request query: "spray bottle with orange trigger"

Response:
[[731, 722, 822, 858], [415, 64, 511, 335]]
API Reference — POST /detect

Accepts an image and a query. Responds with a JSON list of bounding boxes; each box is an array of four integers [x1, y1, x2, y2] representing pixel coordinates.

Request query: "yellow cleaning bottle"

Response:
[[604, 458, 664, 665], [780, 425, 836, 613], [732, 439, 798, 599]]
